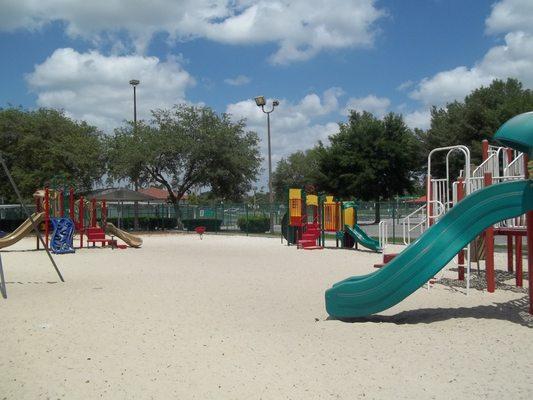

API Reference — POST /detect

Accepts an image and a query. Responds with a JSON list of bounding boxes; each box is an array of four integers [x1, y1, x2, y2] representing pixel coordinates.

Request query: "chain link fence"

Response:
[[0, 200, 421, 239]]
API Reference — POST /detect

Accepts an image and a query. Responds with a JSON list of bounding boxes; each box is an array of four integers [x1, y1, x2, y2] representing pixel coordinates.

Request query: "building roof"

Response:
[[84, 188, 159, 202], [138, 187, 188, 201]]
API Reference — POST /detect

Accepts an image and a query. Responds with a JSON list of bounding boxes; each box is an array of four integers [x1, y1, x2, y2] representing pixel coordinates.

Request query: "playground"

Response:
[[1, 234, 531, 399]]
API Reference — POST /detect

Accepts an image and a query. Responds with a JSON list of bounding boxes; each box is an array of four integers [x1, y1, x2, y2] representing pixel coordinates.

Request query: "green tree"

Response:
[[107, 104, 262, 227], [317, 111, 421, 221], [272, 148, 321, 201], [423, 78, 533, 177], [0, 107, 105, 202]]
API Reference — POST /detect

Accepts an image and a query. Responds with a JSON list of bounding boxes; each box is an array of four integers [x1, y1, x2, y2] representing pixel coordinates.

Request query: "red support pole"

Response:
[[35, 195, 40, 250], [507, 234, 514, 272], [79, 196, 84, 248], [525, 155, 532, 314], [91, 198, 97, 228], [69, 187, 75, 221], [59, 191, 64, 218], [515, 236, 523, 287], [44, 187, 50, 249], [457, 178, 465, 280], [483, 172, 495, 293], [481, 139, 489, 161]]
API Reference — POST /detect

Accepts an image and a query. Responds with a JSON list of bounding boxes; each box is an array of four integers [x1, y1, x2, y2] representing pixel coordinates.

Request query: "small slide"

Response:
[[105, 222, 143, 248], [326, 180, 533, 318], [0, 212, 45, 249], [345, 224, 381, 252]]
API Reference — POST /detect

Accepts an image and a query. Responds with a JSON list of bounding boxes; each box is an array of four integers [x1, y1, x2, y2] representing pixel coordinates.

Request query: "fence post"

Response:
[[245, 203, 249, 236]]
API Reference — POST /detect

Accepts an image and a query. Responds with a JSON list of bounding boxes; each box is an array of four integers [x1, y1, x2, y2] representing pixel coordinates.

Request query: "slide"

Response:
[[345, 224, 381, 252], [326, 180, 533, 318], [0, 212, 45, 249], [105, 222, 143, 248]]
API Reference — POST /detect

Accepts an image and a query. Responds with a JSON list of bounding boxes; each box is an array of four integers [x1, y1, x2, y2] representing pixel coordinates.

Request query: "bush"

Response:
[[182, 218, 222, 232], [237, 215, 269, 233]]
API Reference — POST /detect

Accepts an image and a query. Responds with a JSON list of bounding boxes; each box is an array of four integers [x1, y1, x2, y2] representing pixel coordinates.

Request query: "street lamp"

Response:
[[129, 79, 140, 231], [254, 96, 279, 234], [129, 79, 140, 128]]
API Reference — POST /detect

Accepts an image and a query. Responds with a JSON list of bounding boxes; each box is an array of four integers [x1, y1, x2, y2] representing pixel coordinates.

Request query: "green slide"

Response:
[[345, 224, 381, 252], [326, 180, 533, 318]]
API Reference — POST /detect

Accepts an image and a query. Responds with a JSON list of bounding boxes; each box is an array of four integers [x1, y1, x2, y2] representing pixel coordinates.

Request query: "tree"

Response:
[[0, 107, 105, 202], [317, 111, 421, 221], [107, 104, 262, 227], [422, 78, 533, 177], [272, 148, 321, 201]]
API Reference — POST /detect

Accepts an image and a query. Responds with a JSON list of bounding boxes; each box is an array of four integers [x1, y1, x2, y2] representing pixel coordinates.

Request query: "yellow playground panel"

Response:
[[343, 206, 355, 227], [289, 188, 303, 226], [306, 194, 318, 207], [323, 196, 339, 232]]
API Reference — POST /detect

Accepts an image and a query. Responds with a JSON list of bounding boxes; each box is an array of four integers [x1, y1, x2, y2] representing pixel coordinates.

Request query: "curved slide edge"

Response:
[[105, 222, 143, 248], [326, 180, 533, 318], [345, 224, 381, 252], [0, 212, 45, 249]]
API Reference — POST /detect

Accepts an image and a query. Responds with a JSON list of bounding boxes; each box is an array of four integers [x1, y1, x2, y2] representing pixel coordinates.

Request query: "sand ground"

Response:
[[0, 234, 532, 399]]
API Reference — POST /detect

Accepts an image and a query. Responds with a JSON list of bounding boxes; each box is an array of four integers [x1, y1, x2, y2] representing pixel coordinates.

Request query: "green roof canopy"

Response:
[[494, 111, 533, 156]]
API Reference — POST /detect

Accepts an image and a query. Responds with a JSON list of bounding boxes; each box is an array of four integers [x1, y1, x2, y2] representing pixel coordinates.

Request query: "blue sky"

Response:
[[1, 0, 532, 184]]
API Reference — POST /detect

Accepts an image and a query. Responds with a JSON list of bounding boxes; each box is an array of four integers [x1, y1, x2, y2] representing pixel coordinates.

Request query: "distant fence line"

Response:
[[0, 200, 422, 233]]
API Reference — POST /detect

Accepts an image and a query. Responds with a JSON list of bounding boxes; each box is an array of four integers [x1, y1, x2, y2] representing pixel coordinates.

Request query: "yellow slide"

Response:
[[105, 222, 143, 248], [0, 212, 45, 249]]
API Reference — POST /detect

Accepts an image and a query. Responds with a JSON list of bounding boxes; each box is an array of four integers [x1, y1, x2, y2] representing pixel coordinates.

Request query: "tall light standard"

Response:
[[254, 96, 279, 234], [129, 79, 140, 230]]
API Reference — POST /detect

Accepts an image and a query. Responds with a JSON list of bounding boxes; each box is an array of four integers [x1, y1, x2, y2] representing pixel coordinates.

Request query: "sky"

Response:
[[1, 0, 533, 187]]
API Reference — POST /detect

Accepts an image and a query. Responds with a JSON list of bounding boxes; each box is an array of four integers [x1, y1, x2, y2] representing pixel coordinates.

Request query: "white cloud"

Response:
[[410, 0, 533, 107], [224, 74, 251, 86], [226, 89, 342, 182], [404, 109, 431, 130], [26, 48, 195, 132], [486, 0, 533, 35], [0, 0, 386, 64], [342, 95, 391, 117]]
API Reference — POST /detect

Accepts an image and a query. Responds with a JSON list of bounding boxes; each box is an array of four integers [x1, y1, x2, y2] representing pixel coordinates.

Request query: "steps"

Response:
[[297, 223, 322, 250], [373, 253, 398, 269]]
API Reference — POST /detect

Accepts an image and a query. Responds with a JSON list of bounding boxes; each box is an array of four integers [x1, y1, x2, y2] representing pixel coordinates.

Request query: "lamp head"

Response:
[[272, 100, 279, 107], [254, 96, 266, 107], [129, 79, 140, 86]]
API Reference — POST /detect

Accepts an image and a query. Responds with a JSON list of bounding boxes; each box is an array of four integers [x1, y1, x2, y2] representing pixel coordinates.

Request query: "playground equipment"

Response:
[[0, 154, 64, 298], [0, 212, 45, 249], [283, 189, 382, 252], [325, 112, 533, 318], [105, 222, 143, 248], [33, 188, 142, 250], [50, 217, 75, 254], [194, 225, 206, 240]]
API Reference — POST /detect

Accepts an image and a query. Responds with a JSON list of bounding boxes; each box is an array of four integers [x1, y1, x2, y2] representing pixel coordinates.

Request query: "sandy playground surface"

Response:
[[0, 233, 532, 399]]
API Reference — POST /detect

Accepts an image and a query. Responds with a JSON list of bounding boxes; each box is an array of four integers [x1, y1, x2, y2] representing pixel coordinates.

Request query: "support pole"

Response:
[[69, 187, 74, 221], [59, 190, 64, 217], [91, 198, 97, 228], [457, 178, 465, 280], [515, 236, 523, 287], [527, 210, 533, 315], [484, 172, 495, 293], [0, 153, 64, 283], [79, 196, 84, 248], [44, 187, 50, 249], [507, 234, 514, 272]]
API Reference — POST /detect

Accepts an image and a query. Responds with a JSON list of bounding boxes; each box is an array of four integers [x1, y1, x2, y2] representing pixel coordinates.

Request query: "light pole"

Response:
[[129, 79, 140, 230], [129, 79, 140, 130], [254, 96, 279, 234]]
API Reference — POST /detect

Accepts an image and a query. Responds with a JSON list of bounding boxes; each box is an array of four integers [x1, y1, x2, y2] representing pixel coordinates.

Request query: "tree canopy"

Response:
[[420, 78, 533, 176], [0, 107, 105, 202], [316, 111, 421, 201], [107, 104, 262, 222], [272, 148, 321, 201]]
